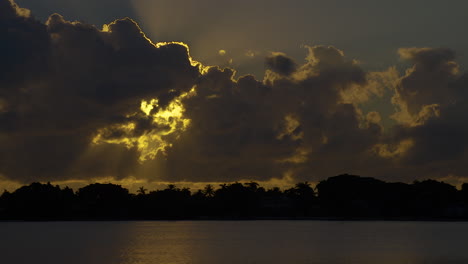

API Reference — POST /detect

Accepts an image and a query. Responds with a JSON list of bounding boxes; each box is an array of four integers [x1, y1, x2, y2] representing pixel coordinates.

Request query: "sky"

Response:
[[2, 0, 468, 191]]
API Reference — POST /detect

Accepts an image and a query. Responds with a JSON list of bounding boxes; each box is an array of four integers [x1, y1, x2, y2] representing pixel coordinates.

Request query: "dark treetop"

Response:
[[1, 174, 468, 220]]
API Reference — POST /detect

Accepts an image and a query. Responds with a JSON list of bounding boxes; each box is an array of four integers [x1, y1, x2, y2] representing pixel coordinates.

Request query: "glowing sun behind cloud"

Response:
[[93, 89, 195, 162]]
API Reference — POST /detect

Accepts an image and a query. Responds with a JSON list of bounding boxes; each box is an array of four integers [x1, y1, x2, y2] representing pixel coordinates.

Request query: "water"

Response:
[[1, 221, 467, 264]]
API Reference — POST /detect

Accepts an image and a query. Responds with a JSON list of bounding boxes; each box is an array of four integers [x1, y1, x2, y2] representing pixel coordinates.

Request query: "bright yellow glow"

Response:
[[92, 123, 136, 148], [140, 99, 158, 115], [93, 91, 195, 162], [101, 24, 110, 32], [218, 49, 227, 56]]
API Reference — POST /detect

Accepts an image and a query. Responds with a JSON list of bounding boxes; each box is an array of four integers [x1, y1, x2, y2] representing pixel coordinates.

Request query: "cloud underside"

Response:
[[1, 0, 468, 185]]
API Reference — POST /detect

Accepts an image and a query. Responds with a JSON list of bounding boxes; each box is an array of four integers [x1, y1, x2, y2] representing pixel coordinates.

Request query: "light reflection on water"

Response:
[[1, 221, 468, 264]]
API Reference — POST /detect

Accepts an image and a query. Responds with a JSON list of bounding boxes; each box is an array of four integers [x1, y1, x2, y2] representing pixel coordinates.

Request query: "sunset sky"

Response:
[[2, 0, 468, 192]]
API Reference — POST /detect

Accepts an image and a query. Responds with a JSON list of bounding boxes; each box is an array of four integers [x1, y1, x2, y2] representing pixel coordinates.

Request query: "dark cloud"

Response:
[[0, 0, 199, 182], [0, 0, 49, 91], [265, 53, 297, 76], [380, 47, 468, 180], [2, 0, 468, 186], [156, 68, 293, 182], [394, 47, 458, 117], [153, 46, 381, 182]]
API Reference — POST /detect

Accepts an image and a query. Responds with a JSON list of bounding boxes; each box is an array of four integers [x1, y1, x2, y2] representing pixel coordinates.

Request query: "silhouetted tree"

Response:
[[1, 175, 468, 220], [77, 183, 131, 218], [285, 182, 316, 216], [146, 185, 192, 218], [213, 182, 262, 217], [202, 184, 215, 198], [0, 182, 74, 219], [137, 186, 147, 196], [317, 174, 386, 217], [462, 183, 468, 204], [410, 180, 459, 217]]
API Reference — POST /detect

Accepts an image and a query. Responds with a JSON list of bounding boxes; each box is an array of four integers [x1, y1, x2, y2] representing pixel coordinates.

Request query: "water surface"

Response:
[[1, 221, 467, 264]]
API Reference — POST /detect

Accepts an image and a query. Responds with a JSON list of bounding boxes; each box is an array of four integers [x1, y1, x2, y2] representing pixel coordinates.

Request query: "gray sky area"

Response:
[[16, 0, 468, 77]]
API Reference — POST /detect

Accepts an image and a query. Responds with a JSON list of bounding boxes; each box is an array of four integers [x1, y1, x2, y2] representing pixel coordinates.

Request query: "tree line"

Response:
[[1, 174, 468, 220]]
